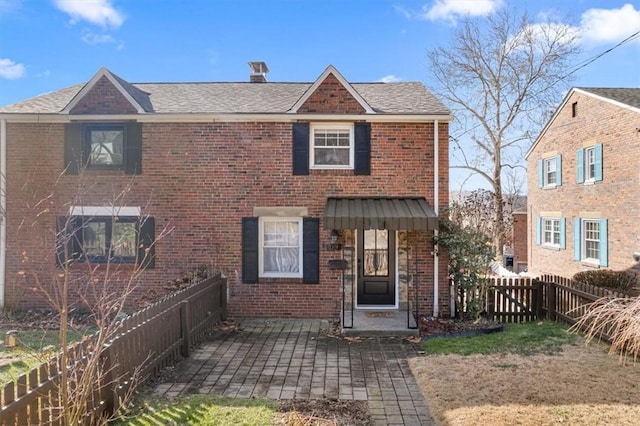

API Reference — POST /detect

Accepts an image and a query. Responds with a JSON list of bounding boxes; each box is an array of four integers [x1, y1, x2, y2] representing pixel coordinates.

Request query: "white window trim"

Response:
[[581, 219, 600, 264], [70, 206, 141, 217], [259, 216, 303, 278], [543, 157, 557, 187], [542, 218, 560, 248], [309, 123, 354, 170], [584, 146, 596, 183]]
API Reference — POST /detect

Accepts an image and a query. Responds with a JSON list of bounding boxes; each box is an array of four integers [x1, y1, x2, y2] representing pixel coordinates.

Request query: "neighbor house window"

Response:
[[259, 217, 303, 278], [583, 220, 600, 262], [537, 155, 562, 188], [310, 123, 353, 169], [85, 124, 125, 168], [535, 216, 565, 249], [573, 217, 608, 267], [543, 218, 560, 246], [577, 144, 602, 183]]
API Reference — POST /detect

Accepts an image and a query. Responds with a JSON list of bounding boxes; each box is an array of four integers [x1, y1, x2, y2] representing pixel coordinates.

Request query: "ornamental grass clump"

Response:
[[571, 296, 640, 364]]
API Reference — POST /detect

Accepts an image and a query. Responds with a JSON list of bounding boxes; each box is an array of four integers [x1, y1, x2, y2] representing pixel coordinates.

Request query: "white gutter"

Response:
[[433, 120, 439, 317], [0, 119, 6, 308]]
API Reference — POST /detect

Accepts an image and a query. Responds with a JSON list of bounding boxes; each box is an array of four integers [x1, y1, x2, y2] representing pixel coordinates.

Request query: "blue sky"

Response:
[[1, 0, 639, 190]]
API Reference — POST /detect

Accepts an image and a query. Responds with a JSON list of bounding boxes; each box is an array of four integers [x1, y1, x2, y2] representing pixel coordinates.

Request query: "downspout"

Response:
[[433, 120, 439, 317], [0, 119, 6, 308]]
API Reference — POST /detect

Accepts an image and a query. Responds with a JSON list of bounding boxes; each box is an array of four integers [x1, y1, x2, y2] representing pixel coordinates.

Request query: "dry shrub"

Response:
[[283, 411, 337, 426], [571, 296, 640, 363], [573, 270, 637, 293]]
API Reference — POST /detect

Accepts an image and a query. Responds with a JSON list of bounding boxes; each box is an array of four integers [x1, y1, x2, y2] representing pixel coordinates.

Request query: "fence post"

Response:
[[535, 280, 544, 320], [221, 278, 228, 321], [547, 282, 556, 321], [180, 300, 192, 357], [100, 343, 117, 418], [486, 285, 495, 321]]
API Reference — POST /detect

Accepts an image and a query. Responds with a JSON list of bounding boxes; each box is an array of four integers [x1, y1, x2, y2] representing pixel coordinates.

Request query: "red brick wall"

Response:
[[527, 91, 640, 278], [70, 75, 138, 114], [298, 74, 366, 114]]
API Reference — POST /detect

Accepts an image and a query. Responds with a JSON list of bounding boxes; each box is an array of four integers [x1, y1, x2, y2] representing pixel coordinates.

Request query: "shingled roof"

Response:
[[576, 87, 640, 110], [0, 66, 450, 116]]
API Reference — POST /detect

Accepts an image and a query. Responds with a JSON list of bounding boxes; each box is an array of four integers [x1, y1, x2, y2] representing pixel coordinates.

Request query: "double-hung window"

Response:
[[573, 217, 608, 266], [537, 155, 562, 188], [536, 216, 565, 249], [310, 124, 354, 169], [577, 144, 602, 183], [259, 217, 303, 278]]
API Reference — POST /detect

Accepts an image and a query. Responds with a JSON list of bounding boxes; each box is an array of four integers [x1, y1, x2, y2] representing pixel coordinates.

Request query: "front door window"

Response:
[[363, 229, 389, 276]]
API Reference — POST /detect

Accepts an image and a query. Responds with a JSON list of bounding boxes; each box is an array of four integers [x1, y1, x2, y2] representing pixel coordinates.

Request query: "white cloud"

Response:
[[377, 75, 403, 83], [508, 22, 581, 51], [81, 30, 115, 45], [0, 58, 25, 79], [580, 4, 640, 45], [421, 0, 502, 22], [53, 0, 124, 28]]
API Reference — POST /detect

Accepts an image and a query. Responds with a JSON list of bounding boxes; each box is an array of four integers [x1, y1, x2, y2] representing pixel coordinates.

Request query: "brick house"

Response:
[[525, 87, 640, 279], [0, 63, 451, 330]]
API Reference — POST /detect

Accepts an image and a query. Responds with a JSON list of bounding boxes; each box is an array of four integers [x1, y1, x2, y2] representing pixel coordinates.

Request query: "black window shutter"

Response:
[[354, 122, 371, 175], [125, 122, 142, 175], [292, 122, 309, 175], [302, 218, 319, 284], [242, 217, 259, 283], [138, 216, 155, 269], [64, 123, 83, 175]]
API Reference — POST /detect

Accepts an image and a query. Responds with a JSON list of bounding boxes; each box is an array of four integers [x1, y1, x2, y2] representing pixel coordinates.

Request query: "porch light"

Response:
[[330, 229, 339, 243]]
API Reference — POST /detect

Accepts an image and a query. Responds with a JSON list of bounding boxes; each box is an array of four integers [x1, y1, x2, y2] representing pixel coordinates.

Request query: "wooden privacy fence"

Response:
[[460, 274, 632, 325], [0, 274, 227, 425]]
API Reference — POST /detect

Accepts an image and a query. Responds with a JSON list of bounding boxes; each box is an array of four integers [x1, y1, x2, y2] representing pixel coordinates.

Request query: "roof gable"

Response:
[[289, 65, 374, 114], [62, 67, 149, 114], [525, 87, 640, 159]]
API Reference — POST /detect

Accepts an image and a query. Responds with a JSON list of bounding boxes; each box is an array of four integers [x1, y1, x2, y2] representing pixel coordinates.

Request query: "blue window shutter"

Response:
[[537, 159, 543, 188], [573, 218, 581, 261], [535, 217, 541, 245], [354, 122, 371, 175], [292, 123, 309, 175], [242, 217, 259, 283], [556, 154, 562, 186], [138, 216, 155, 269], [599, 219, 608, 267], [594, 143, 603, 181], [302, 218, 319, 284], [559, 218, 566, 250], [577, 149, 584, 183]]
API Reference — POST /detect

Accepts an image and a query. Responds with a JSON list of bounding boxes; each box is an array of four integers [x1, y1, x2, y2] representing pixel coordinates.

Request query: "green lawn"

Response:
[[422, 321, 578, 356], [115, 395, 278, 426], [0, 328, 94, 384]]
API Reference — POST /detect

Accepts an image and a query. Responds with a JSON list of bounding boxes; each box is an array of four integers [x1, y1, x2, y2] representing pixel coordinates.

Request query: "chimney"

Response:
[[248, 61, 269, 83]]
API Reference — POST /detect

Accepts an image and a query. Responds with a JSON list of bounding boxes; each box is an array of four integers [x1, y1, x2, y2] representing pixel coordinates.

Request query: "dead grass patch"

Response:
[[409, 340, 640, 425]]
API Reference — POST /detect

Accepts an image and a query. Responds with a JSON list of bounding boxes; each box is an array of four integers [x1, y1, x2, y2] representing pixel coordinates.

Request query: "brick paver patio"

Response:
[[153, 319, 434, 425]]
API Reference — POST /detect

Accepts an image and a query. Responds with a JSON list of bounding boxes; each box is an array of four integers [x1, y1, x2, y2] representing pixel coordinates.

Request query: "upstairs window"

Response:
[[577, 144, 603, 183], [310, 124, 353, 169], [64, 122, 142, 175], [86, 124, 124, 168], [537, 155, 562, 188]]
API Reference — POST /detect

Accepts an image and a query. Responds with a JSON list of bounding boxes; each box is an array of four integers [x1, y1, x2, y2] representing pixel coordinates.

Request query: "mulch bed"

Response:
[[420, 316, 504, 338]]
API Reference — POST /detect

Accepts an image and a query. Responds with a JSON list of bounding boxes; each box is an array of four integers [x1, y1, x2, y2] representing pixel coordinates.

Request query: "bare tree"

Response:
[[429, 8, 580, 255], [15, 168, 171, 424]]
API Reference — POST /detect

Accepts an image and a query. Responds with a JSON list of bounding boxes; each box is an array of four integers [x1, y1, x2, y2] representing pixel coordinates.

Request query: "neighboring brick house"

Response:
[[525, 87, 640, 278], [511, 209, 527, 273], [0, 63, 451, 330]]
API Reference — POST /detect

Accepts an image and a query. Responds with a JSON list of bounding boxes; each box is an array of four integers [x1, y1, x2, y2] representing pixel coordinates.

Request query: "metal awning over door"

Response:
[[324, 197, 438, 230]]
